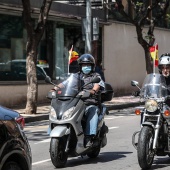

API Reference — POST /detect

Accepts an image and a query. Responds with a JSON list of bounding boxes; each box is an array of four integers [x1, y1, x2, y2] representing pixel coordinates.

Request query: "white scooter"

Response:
[[45, 74, 113, 168]]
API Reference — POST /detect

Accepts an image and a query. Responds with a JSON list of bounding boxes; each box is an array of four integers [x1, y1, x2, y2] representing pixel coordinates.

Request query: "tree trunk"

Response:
[[115, 0, 169, 75], [25, 52, 38, 114], [144, 49, 153, 74], [25, 45, 38, 114], [22, 0, 52, 114]]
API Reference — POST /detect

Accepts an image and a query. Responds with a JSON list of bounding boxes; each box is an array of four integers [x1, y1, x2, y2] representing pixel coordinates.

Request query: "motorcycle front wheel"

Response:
[[50, 137, 68, 168], [137, 126, 154, 169]]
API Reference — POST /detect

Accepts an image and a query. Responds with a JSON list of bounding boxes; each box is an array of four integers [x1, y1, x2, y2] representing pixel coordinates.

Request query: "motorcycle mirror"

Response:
[[131, 80, 139, 86], [131, 80, 141, 90]]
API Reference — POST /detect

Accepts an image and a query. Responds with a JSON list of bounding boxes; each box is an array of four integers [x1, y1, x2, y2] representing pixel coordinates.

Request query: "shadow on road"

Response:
[[25, 130, 49, 142], [66, 151, 132, 167]]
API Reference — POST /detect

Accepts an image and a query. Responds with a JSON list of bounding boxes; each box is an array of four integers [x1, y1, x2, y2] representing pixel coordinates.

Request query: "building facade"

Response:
[[1, 0, 170, 107], [0, 0, 105, 107]]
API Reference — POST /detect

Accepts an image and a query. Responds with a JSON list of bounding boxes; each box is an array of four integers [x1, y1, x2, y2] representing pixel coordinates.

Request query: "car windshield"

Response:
[[56, 74, 80, 98], [140, 73, 168, 98]]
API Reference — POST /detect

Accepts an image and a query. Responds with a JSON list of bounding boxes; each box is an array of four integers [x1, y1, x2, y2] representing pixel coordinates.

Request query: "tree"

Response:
[[110, 0, 169, 73], [21, 0, 52, 114]]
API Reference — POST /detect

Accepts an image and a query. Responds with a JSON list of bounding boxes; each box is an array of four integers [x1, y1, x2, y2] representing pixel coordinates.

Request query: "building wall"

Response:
[[0, 84, 52, 107], [104, 22, 170, 96]]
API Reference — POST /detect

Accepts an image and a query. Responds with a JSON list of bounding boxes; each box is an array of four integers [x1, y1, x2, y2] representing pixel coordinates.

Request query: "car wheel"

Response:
[[2, 161, 21, 170]]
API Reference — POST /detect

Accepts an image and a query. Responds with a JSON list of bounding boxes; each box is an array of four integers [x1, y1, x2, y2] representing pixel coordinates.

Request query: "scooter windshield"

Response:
[[140, 73, 167, 98], [56, 73, 80, 98]]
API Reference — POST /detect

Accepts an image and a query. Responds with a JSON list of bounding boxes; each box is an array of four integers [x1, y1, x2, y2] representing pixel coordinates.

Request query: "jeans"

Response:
[[84, 105, 99, 136]]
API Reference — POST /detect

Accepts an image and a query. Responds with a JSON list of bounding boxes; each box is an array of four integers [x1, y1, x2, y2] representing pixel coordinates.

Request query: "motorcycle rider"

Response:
[[134, 53, 170, 125], [158, 53, 170, 108], [52, 53, 105, 147]]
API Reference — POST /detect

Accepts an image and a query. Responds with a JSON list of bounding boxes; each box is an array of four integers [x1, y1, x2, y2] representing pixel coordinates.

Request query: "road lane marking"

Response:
[[32, 159, 51, 165], [105, 116, 124, 120], [34, 126, 119, 144], [109, 126, 119, 129], [34, 138, 50, 144]]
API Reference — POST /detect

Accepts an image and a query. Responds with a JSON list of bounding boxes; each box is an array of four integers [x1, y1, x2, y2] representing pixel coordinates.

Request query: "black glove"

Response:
[[132, 91, 140, 97], [81, 90, 91, 99]]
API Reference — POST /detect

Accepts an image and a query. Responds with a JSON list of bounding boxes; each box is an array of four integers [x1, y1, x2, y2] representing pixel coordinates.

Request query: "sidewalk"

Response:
[[14, 95, 143, 123]]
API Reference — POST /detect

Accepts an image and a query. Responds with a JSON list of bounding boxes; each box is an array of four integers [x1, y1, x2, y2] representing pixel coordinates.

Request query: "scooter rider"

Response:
[[53, 54, 105, 147]]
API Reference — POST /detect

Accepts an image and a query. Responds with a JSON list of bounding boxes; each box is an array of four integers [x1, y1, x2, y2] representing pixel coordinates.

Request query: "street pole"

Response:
[[85, 0, 92, 54]]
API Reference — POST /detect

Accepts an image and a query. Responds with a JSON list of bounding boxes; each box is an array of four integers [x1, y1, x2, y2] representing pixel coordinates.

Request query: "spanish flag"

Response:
[[150, 44, 158, 67], [68, 46, 79, 64]]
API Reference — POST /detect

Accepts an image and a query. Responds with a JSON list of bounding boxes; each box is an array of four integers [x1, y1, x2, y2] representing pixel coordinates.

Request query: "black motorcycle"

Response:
[[45, 74, 113, 168], [131, 73, 170, 169]]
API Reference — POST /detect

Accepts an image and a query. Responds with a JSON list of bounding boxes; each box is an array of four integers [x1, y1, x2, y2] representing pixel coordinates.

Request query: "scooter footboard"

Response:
[[50, 125, 70, 137]]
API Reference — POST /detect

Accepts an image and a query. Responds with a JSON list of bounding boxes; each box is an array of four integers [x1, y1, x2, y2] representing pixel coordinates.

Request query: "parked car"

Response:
[[0, 105, 32, 170], [0, 59, 49, 80], [0, 59, 65, 81]]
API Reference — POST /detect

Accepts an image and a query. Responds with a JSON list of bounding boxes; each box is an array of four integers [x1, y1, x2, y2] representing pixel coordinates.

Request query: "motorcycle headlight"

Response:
[[50, 107, 57, 120], [62, 107, 75, 120], [145, 99, 158, 112]]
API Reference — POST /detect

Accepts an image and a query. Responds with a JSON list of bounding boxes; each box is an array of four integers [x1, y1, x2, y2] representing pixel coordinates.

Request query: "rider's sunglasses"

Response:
[[158, 65, 170, 70]]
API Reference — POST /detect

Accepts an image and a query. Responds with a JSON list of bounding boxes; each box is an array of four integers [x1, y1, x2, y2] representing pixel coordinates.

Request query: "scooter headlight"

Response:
[[50, 107, 57, 120], [62, 107, 75, 120], [145, 99, 158, 112]]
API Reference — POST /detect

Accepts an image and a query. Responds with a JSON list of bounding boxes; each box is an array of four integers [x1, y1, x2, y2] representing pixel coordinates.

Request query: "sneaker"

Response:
[[84, 136, 93, 148]]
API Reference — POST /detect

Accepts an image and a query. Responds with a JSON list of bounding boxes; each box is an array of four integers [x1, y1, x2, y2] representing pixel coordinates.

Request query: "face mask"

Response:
[[82, 66, 92, 74]]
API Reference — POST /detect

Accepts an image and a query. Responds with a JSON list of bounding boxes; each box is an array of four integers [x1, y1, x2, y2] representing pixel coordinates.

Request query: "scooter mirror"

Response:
[[45, 76, 52, 84], [82, 77, 101, 89], [91, 77, 101, 83]]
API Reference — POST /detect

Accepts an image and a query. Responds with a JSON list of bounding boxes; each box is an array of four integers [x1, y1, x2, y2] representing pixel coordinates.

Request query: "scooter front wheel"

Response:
[[50, 137, 68, 168]]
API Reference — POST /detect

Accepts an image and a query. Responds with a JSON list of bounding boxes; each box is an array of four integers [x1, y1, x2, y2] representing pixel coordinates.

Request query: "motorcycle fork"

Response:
[[152, 115, 161, 150], [142, 112, 161, 150]]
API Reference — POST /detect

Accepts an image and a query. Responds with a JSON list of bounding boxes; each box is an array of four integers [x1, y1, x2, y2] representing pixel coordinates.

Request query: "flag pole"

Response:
[[153, 43, 158, 74], [68, 45, 73, 74], [153, 44, 156, 74]]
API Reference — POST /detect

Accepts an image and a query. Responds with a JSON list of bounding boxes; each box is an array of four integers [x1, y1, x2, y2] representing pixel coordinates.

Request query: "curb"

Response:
[[106, 101, 144, 111], [24, 114, 49, 123], [23, 102, 143, 123]]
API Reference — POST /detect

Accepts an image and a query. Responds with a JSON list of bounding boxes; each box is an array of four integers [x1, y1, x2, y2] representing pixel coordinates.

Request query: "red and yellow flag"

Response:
[[149, 44, 158, 67], [68, 45, 79, 64]]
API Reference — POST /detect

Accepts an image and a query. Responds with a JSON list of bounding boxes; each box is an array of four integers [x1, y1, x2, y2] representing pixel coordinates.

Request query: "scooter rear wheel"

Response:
[[50, 137, 68, 168]]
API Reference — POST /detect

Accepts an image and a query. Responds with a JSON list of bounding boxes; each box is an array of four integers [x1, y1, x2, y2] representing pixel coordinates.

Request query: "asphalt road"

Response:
[[24, 107, 170, 170]]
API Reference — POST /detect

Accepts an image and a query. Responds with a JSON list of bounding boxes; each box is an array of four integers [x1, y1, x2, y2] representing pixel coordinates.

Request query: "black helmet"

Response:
[[78, 54, 95, 66]]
